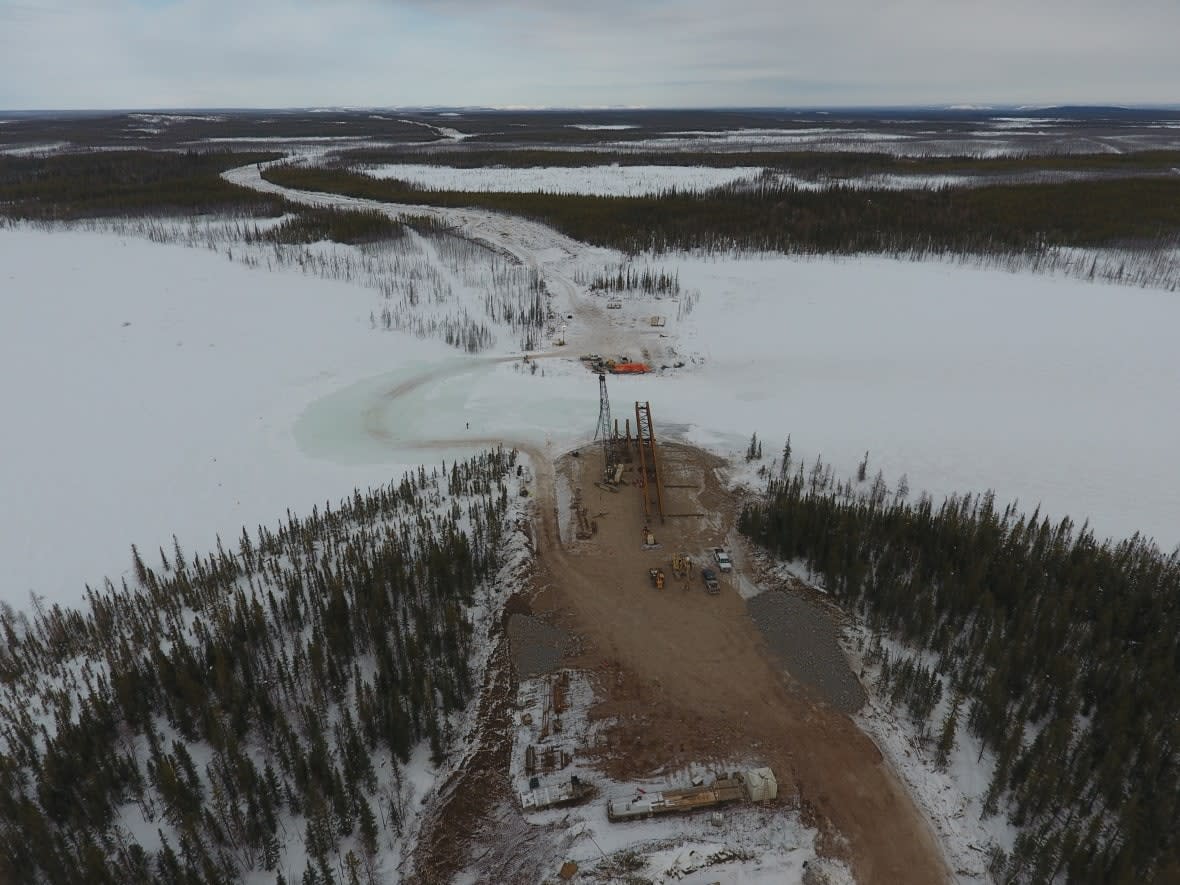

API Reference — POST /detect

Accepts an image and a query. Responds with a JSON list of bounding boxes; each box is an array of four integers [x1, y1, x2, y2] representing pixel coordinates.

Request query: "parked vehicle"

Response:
[[712, 547, 733, 572], [701, 567, 720, 594]]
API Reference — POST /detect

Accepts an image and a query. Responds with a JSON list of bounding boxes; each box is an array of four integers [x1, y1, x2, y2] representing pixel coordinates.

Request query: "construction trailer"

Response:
[[520, 776, 593, 811], [607, 768, 777, 822]]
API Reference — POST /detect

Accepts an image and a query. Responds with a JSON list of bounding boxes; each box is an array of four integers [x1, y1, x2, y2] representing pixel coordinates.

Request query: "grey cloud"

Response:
[[1, 0, 1178, 108]]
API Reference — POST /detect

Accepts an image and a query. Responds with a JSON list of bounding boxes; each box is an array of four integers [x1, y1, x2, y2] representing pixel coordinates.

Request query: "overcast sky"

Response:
[[2, 0, 1178, 109]]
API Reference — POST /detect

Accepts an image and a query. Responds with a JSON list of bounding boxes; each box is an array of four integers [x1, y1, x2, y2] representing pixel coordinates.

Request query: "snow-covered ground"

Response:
[[0, 141, 71, 155], [0, 226, 445, 606], [566, 123, 640, 131], [4, 448, 534, 885], [654, 253, 1180, 550], [781, 172, 975, 190], [593, 124, 1180, 158], [344, 253, 1180, 550], [504, 669, 853, 884], [363, 164, 1121, 195], [365, 162, 764, 196], [841, 630, 1018, 884]]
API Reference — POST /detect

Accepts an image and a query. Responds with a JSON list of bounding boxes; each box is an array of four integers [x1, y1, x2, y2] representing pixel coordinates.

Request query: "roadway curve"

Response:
[[222, 161, 675, 366]]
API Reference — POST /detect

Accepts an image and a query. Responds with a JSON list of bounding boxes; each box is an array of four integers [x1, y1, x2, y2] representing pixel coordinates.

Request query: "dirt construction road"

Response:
[[530, 443, 949, 885]]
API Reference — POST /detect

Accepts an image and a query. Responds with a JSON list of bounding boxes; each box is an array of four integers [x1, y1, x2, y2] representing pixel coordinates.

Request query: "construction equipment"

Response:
[[648, 568, 665, 590], [613, 418, 633, 467], [594, 374, 613, 483], [610, 362, 649, 374], [634, 402, 666, 522], [606, 769, 777, 822], [671, 553, 691, 579], [581, 354, 606, 374]]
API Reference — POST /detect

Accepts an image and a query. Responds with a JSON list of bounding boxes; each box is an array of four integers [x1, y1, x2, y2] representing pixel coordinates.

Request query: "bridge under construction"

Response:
[[595, 374, 666, 522], [632, 401, 665, 522]]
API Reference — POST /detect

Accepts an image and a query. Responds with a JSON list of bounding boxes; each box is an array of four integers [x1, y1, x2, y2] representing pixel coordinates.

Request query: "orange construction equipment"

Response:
[[610, 362, 650, 374]]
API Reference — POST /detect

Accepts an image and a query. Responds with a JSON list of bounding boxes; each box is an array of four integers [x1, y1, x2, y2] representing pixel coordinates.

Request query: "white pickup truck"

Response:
[[712, 547, 733, 572]]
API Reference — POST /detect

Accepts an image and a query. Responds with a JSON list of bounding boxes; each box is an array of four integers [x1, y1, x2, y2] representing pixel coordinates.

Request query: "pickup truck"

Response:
[[701, 567, 720, 594], [712, 547, 733, 573]]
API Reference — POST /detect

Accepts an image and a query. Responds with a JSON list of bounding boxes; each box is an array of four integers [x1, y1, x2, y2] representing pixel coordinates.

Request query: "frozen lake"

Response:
[[4, 223, 1179, 610]]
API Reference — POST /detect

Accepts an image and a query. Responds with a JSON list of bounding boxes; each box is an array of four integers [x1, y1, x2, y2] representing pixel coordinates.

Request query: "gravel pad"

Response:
[[507, 613, 572, 678], [747, 591, 867, 714]]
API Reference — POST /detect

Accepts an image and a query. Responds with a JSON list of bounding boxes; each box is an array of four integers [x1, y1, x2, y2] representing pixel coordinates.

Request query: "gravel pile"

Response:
[[506, 614, 572, 678], [747, 591, 867, 714]]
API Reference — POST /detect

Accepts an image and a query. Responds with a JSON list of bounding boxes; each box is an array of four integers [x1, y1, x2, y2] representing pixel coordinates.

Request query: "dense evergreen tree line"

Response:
[[263, 164, 1180, 257], [739, 448, 1180, 882], [0, 113, 441, 151], [0, 449, 520, 884], [340, 146, 1180, 176], [0, 151, 283, 219]]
